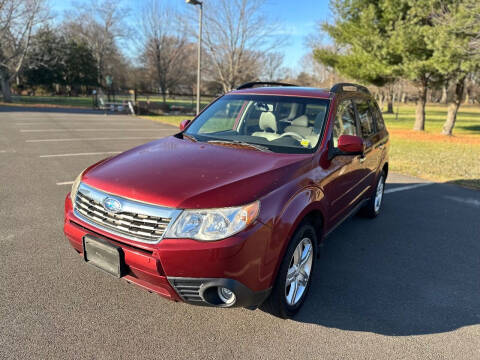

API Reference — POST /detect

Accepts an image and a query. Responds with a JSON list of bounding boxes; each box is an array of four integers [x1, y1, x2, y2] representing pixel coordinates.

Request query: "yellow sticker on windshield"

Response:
[[300, 139, 310, 147]]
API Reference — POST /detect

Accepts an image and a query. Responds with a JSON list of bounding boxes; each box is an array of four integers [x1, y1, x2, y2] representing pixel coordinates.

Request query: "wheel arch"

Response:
[[265, 187, 327, 288]]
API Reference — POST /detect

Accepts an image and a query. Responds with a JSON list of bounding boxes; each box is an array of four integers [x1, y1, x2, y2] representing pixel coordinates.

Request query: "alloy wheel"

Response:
[[285, 237, 313, 306]]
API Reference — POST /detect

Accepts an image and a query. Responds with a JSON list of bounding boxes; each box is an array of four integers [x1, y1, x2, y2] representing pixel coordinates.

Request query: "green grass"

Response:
[[389, 137, 480, 188], [383, 104, 480, 189], [142, 115, 189, 127], [0, 95, 214, 110], [383, 103, 480, 135], [6, 95, 94, 108]]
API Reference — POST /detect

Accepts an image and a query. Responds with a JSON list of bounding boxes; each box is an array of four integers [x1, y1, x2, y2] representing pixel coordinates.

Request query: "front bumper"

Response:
[[64, 194, 272, 308]]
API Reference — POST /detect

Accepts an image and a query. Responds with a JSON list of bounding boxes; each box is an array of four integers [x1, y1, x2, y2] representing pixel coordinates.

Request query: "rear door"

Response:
[[353, 97, 381, 187]]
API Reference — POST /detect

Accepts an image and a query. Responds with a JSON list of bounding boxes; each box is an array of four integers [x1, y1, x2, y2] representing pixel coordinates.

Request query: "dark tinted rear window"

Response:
[[369, 100, 385, 131]]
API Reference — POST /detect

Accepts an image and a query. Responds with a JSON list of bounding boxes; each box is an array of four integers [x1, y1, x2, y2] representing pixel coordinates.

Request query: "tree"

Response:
[[139, 1, 194, 102], [23, 27, 66, 91], [0, 0, 48, 101], [23, 28, 98, 94], [64, 0, 130, 88], [63, 40, 98, 92], [313, 0, 402, 113], [431, 0, 480, 135], [314, 0, 439, 129], [391, 1, 439, 131], [261, 52, 285, 81], [201, 0, 284, 92]]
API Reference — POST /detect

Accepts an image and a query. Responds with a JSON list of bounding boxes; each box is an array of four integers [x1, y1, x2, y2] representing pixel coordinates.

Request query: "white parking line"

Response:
[[56, 181, 74, 185], [444, 195, 480, 208], [40, 151, 121, 158], [384, 183, 433, 194], [27, 136, 162, 143], [21, 128, 167, 132]]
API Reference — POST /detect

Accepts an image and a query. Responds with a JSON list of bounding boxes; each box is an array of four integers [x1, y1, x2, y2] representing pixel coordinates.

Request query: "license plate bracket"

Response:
[[83, 235, 125, 278]]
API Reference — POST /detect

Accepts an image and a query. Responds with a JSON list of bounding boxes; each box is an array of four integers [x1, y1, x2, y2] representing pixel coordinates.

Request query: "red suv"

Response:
[[64, 82, 389, 318]]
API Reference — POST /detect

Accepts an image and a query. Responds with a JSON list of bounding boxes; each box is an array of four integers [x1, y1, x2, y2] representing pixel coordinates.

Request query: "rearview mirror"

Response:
[[179, 119, 191, 131], [337, 135, 365, 155]]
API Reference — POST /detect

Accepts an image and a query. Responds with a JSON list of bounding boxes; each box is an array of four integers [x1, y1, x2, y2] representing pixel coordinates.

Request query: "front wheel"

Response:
[[361, 171, 386, 218], [261, 223, 317, 318]]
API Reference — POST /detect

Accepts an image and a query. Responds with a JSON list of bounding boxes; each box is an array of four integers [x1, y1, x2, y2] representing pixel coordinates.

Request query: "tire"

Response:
[[361, 171, 386, 218], [261, 223, 318, 319]]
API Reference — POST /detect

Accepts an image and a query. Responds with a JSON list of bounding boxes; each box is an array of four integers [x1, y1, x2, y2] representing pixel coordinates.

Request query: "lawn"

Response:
[[143, 103, 480, 190], [1, 95, 95, 108], [0, 95, 213, 110], [383, 104, 480, 189]]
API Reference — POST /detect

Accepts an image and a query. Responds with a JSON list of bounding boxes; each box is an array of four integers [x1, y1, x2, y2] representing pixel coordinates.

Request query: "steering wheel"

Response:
[[278, 132, 305, 142]]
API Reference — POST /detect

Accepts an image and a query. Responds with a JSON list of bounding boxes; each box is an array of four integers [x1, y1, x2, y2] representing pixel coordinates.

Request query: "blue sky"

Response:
[[50, 0, 332, 71]]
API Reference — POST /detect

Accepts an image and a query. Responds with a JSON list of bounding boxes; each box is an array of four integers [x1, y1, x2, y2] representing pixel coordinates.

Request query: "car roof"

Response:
[[228, 86, 332, 99]]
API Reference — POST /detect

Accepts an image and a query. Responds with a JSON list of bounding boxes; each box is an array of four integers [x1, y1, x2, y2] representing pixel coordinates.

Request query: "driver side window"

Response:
[[332, 99, 357, 147]]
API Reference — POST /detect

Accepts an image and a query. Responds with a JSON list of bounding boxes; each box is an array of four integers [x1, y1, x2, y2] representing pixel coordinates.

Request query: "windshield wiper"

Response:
[[183, 133, 198, 142], [207, 140, 271, 152]]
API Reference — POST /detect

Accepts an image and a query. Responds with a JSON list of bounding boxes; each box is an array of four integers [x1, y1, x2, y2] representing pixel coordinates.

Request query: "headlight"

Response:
[[165, 201, 260, 241], [70, 171, 84, 202]]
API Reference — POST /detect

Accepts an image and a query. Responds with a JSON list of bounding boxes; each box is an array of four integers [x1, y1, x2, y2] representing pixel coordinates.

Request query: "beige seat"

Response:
[[283, 115, 323, 147], [252, 112, 281, 141], [284, 115, 313, 138]]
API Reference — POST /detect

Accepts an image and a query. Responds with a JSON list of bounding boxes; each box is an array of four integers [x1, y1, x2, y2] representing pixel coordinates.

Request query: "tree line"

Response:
[[313, 0, 480, 135], [0, 0, 286, 101], [1, 0, 479, 135]]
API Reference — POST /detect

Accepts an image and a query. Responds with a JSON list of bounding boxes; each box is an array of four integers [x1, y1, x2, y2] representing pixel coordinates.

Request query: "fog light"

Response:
[[217, 287, 236, 305]]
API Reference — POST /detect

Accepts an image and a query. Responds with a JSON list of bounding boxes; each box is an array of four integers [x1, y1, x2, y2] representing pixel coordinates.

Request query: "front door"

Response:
[[320, 98, 369, 226]]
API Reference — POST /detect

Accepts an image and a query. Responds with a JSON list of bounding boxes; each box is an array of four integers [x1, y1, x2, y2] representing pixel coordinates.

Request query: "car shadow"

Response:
[[292, 182, 480, 336]]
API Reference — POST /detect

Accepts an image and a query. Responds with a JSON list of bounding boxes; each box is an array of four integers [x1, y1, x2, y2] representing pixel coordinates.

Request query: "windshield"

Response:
[[184, 95, 330, 154]]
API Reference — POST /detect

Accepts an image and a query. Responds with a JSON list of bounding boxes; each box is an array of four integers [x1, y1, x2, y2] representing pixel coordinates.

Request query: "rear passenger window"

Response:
[[369, 100, 385, 131], [332, 99, 357, 147], [354, 99, 375, 138]]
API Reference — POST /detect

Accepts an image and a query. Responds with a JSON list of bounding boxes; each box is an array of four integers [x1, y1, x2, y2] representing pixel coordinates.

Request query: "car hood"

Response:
[[82, 136, 312, 209]]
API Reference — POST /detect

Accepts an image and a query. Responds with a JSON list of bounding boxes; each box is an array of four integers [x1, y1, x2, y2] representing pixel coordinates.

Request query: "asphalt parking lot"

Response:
[[1, 107, 479, 359]]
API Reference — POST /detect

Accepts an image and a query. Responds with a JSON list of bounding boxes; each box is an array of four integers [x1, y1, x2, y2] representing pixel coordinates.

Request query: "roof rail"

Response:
[[330, 83, 370, 95], [236, 81, 298, 90]]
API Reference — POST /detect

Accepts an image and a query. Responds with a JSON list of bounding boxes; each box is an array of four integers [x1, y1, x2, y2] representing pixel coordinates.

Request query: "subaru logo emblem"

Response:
[[103, 198, 122, 213]]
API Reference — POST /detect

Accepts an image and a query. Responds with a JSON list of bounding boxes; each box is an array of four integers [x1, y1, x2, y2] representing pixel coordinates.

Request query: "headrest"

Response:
[[291, 115, 308, 127], [314, 108, 326, 133], [259, 112, 277, 132]]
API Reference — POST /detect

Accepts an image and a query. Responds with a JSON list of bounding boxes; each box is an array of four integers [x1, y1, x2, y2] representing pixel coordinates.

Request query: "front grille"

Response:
[[170, 279, 203, 303], [74, 183, 180, 243]]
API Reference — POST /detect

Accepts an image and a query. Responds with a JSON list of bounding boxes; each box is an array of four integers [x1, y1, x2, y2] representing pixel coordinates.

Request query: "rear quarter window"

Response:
[[354, 98, 375, 138], [369, 100, 385, 131]]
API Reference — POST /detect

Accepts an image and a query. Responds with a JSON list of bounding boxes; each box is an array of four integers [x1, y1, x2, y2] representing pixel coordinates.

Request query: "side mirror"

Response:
[[337, 135, 365, 155], [179, 119, 191, 131]]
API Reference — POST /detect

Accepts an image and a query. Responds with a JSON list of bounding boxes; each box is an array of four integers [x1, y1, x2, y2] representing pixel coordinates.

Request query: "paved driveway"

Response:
[[1, 107, 479, 359]]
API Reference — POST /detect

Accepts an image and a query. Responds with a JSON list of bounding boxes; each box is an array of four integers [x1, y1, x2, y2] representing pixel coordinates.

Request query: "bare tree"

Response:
[[261, 52, 285, 81], [139, 1, 194, 101], [64, 0, 130, 88], [0, 0, 48, 101], [201, 0, 285, 92]]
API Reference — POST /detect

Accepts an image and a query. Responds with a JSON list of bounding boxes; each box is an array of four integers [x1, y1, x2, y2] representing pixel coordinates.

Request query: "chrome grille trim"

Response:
[[73, 182, 182, 244]]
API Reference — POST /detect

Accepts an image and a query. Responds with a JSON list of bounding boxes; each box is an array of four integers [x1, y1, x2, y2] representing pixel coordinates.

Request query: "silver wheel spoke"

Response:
[[286, 279, 298, 305], [286, 267, 296, 286], [299, 243, 312, 268], [285, 237, 313, 306], [374, 176, 384, 212], [293, 244, 302, 265]]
